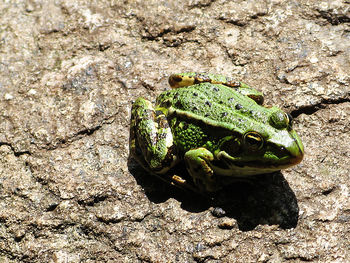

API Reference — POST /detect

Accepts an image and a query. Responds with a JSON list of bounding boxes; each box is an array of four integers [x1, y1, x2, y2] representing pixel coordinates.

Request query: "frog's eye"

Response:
[[269, 110, 289, 130], [244, 132, 264, 150]]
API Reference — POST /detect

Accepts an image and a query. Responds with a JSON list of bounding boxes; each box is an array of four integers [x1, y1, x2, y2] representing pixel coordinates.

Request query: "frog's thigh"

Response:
[[169, 72, 241, 88], [168, 73, 263, 104], [184, 148, 218, 192], [131, 98, 176, 173]]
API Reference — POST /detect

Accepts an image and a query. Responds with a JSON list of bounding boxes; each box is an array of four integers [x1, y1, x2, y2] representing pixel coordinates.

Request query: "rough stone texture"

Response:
[[0, 0, 349, 262]]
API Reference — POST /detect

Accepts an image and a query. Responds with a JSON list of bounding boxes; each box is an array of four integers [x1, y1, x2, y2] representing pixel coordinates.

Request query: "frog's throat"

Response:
[[212, 151, 303, 177]]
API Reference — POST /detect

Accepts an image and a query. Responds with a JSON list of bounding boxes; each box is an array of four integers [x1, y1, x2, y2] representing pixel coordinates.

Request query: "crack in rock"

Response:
[[0, 142, 31, 156], [290, 95, 350, 118]]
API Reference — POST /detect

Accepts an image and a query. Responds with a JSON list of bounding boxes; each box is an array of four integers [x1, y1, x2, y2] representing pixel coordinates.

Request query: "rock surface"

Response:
[[0, 0, 349, 262]]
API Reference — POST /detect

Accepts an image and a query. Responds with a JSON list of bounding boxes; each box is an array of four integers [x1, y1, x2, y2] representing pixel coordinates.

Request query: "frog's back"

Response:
[[157, 83, 269, 133]]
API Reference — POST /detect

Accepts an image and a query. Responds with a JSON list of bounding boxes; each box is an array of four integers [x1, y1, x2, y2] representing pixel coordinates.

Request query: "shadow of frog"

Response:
[[128, 157, 299, 231]]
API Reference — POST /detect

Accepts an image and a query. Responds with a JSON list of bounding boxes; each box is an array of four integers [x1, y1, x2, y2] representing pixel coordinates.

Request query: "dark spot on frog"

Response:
[[162, 148, 176, 167], [175, 101, 182, 108], [225, 77, 241, 88], [219, 101, 224, 104], [162, 99, 171, 107], [192, 106, 198, 112], [174, 92, 179, 99], [156, 114, 170, 128], [163, 121, 170, 128], [221, 112, 228, 117], [249, 95, 264, 105], [155, 110, 164, 116], [195, 73, 210, 83], [235, 104, 243, 110], [193, 92, 198, 96], [145, 109, 156, 118], [213, 87, 219, 92], [204, 113, 210, 117], [205, 101, 212, 107], [228, 97, 235, 103], [158, 133, 167, 139], [170, 75, 182, 83]]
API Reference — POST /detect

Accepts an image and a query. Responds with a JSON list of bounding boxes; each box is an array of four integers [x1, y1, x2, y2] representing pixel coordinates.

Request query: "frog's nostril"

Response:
[[279, 146, 287, 152]]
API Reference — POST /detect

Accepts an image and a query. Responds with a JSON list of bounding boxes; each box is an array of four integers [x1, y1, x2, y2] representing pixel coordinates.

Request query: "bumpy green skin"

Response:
[[168, 72, 264, 104], [130, 73, 304, 192]]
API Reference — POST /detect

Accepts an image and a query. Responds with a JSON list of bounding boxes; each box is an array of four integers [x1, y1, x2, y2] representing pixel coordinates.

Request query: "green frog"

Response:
[[130, 73, 304, 192]]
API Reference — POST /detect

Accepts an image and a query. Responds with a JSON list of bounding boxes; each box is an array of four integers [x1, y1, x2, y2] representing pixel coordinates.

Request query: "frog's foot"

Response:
[[130, 97, 177, 174], [184, 148, 219, 192], [169, 72, 264, 104]]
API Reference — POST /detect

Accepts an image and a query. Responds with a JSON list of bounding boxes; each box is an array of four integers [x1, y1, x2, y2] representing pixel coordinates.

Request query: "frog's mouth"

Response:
[[212, 149, 303, 177]]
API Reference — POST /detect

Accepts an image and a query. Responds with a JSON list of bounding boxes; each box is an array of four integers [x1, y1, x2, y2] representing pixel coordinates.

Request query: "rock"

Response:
[[0, 0, 349, 262]]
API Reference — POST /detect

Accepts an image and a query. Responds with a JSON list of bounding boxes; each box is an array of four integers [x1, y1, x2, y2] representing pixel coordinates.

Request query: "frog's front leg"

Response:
[[130, 98, 177, 174], [184, 148, 219, 192]]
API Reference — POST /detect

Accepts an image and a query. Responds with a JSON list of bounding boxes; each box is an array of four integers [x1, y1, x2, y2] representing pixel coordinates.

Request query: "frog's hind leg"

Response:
[[130, 98, 202, 192], [168, 72, 241, 89], [130, 97, 177, 174], [168, 72, 264, 104]]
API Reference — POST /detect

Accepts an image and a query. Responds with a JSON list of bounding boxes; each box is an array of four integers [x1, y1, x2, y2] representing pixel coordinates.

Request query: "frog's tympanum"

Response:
[[130, 73, 304, 192]]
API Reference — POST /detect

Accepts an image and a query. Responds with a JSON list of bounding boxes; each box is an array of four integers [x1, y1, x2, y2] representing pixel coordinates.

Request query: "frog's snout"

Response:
[[290, 148, 304, 165], [288, 136, 304, 165]]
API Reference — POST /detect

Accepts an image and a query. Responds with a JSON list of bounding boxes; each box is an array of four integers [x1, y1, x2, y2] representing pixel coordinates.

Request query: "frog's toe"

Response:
[[184, 148, 219, 192]]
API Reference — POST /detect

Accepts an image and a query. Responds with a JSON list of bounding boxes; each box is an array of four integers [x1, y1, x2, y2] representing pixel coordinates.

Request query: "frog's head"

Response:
[[214, 110, 304, 176]]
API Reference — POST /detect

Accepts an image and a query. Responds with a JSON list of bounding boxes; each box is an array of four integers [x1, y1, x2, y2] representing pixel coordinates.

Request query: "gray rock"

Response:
[[0, 0, 349, 262]]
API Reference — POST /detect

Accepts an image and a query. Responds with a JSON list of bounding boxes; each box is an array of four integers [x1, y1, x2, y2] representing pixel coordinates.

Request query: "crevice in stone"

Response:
[[78, 194, 109, 206], [141, 25, 196, 41], [0, 142, 31, 157], [189, 0, 216, 9], [45, 203, 59, 212], [317, 10, 350, 25], [290, 95, 350, 118], [322, 186, 336, 196], [47, 116, 115, 151], [217, 16, 247, 27], [96, 216, 124, 224], [76, 125, 102, 137], [142, 28, 172, 41], [56, 124, 102, 146]]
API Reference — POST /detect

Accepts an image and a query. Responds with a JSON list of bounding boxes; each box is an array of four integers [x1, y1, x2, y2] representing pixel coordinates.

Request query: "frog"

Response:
[[129, 72, 304, 192]]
